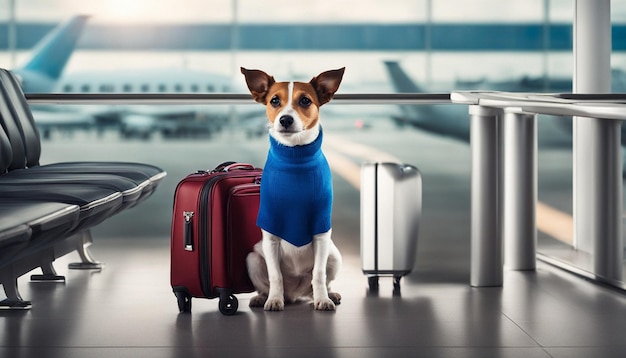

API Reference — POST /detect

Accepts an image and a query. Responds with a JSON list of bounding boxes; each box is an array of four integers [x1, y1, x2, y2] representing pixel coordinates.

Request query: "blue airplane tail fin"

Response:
[[383, 61, 425, 93], [19, 15, 89, 80], [383, 60, 471, 142]]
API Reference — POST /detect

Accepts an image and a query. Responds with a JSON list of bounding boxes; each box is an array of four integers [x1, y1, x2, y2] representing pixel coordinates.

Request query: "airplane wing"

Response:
[[31, 108, 95, 139], [108, 105, 233, 140]]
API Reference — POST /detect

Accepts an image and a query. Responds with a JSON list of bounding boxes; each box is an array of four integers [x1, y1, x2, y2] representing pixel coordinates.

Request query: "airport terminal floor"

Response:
[[2, 119, 626, 358]]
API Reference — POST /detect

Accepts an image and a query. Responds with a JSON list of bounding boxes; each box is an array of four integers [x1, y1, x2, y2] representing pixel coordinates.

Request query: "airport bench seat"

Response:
[[0, 128, 125, 309], [0, 200, 80, 310], [0, 172, 144, 210], [0, 83, 146, 211], [0, 64, 166, 232], [0, 184, 123, 230], [0, 97, 124, 227], [0, 69, 167, 204], [0, 68, 167, 310]]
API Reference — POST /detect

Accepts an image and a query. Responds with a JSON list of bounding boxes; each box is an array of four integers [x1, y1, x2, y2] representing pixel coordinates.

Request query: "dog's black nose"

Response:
[[279, 115, 294, 129]]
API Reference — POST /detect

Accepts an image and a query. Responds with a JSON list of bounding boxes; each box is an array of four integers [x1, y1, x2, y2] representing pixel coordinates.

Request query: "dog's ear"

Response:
[[310, 67, 345, 106], [241, 67, 275, 104]]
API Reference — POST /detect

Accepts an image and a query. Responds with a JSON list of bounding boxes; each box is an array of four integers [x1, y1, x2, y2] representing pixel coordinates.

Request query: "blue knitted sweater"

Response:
[[257, 129, 333, 247]]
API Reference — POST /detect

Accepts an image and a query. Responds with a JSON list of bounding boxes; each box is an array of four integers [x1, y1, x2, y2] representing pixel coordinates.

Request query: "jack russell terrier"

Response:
[[241, 67, 345, 311]]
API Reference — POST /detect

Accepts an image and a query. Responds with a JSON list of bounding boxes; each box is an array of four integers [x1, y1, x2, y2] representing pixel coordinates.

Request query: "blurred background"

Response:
[[1, 0, 625, 281]]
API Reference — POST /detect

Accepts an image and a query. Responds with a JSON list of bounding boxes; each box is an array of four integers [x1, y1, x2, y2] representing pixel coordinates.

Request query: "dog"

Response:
[[241, 67, 345, 311]]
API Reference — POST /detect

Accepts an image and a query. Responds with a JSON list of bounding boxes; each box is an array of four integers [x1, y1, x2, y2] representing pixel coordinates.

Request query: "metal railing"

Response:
[[452, 91, 625, 290], [25, 93, 452, 105]]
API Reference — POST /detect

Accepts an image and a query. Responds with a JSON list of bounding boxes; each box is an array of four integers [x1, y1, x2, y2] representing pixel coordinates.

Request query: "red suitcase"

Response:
[[170, 162, 262, 315]]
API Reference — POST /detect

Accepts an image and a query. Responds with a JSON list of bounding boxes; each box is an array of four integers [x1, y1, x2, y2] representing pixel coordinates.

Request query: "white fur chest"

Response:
[[279, 242, 315, 276]]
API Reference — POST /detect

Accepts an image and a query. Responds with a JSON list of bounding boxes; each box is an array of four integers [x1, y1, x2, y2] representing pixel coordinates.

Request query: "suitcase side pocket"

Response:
[[226, 183, 261, 293]]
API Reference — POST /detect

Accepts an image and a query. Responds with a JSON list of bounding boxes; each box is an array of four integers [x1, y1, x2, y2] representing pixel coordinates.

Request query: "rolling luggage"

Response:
[[170, 162, 262, 315], [360, 162, 422, 292]]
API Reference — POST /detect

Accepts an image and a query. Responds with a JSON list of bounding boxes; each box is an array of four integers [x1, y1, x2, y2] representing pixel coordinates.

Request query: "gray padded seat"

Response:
[[0, 201, 80, 268], [0, 69, 166, 204], [0, 219, 29, 249], [0, 125, 123, 230], [0, 96, 144, 210]]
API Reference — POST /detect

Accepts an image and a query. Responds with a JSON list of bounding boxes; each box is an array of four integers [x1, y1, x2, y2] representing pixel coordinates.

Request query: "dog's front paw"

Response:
[[313, 297, 336, 311], [264, 296, 285, 311], [328, 292, 342, 305], [249, 294, 268, 308]]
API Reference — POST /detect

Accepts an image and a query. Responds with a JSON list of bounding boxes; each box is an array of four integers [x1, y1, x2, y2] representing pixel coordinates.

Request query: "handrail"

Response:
[[25, 92, 626, 119], [24, 93, 452, 105], [451, 91, 626, 120]]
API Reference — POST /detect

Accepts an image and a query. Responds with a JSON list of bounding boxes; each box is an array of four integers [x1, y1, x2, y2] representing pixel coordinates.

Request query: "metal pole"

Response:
[[503, 109, 537, 270], [8, 0, 17, 67], [425, 0, 432, 88], [470, 105, 503, 287], [573, 0, 623, 282], [542, 0, 550, 90], [230, 0, 239, 83], [592, 119, 623, 282]]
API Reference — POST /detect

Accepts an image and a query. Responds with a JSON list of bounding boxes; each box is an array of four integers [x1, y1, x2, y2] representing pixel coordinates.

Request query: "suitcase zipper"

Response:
[[199, 175, 222, 298]]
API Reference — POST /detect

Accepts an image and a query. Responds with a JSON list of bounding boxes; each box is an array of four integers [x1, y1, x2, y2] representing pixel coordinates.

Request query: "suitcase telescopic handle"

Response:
[[183, 211, 194, 251], [212, 162, 256, 173]]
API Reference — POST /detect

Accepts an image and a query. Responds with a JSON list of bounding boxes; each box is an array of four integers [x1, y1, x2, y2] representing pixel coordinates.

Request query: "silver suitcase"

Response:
[[360, 162, 422, 292]]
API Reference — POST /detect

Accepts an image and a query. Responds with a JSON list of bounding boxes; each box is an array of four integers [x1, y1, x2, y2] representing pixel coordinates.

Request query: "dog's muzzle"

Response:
[[279, 115, 294, 129]]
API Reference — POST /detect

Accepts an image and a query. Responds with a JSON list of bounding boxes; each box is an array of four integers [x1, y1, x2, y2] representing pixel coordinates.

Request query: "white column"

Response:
[[470, 105, 503, 287], [573, 0, 623, 282], [503, 109, 537, 271]]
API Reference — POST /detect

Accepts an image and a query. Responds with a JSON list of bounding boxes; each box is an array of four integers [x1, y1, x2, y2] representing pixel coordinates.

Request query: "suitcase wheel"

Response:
[[175, 291, 192, 313], [368, 275, 402, 294], [368, 276, 379, 292], [219, 294, 238, 316], [393, 276, 402, 293]]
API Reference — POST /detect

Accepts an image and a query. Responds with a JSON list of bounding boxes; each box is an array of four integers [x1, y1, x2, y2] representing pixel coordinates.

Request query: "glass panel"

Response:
[[1, 0, 624, 286]]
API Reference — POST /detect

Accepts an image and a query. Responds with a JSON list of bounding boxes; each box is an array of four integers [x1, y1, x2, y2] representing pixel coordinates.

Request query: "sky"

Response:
[[1, 0, 625, 84], [0, 0, 605, 24]]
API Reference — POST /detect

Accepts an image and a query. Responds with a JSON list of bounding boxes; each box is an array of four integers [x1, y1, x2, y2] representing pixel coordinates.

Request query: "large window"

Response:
[[1, 0, 625, 287]]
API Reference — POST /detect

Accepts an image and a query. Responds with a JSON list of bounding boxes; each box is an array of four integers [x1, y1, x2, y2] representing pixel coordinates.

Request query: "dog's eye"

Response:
[[270, 95, 281, 108], [299, 96, 312, 108]]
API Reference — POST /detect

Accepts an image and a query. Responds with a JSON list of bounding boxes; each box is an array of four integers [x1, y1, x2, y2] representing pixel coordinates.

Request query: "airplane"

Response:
[[383, 61, 626, 174], [384, 60, 621, 147], [8, 16, 241, 140], [53, 68, 235, 139], [7, 16, 96, 138], [14, 15, 89, 93]]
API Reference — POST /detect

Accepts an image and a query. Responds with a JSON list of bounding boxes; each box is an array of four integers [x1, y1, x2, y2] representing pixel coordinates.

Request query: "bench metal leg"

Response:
[[0, 266, 31, 310], [68, 230, 103, 270], [31, 255, 66, 283]]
